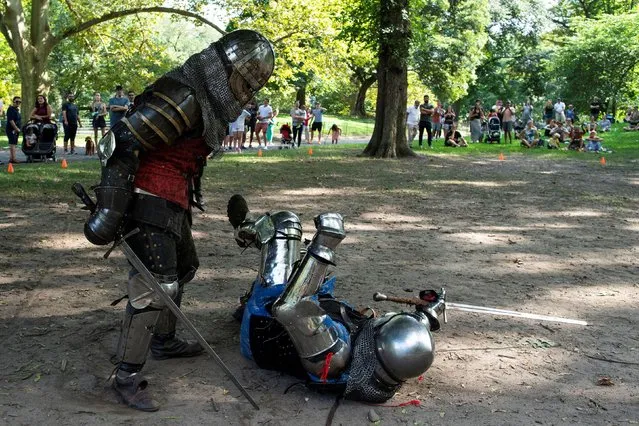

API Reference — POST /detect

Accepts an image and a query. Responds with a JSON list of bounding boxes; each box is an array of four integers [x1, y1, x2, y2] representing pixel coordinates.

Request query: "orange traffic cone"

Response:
[[308, 148, 313, 156], [61, 158, 68, 169], [7, 163, 14, 174], [257, 149, 263, 157], [600, 156, 606, 166], [498, 152, 505, 161]]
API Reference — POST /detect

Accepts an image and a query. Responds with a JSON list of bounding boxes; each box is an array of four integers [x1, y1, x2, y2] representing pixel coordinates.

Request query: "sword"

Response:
[[73, 183, 260, 410], [372, 291, 588, 326]]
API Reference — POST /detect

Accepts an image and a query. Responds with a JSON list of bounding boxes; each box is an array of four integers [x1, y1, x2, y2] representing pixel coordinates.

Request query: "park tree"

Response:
[[0, 1, 223, 116], [554, 13, 639, 114]]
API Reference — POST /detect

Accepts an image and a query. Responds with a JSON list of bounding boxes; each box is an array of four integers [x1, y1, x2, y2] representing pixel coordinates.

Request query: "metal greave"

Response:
[[116, 302, 162, 372]]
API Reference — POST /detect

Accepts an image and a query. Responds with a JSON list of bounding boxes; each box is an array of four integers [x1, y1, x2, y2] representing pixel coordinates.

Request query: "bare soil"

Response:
[[1, 153, 638, 425]]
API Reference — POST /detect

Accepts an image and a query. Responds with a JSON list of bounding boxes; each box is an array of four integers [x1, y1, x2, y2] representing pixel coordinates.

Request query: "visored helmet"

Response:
[[218, 30, 275, 106]]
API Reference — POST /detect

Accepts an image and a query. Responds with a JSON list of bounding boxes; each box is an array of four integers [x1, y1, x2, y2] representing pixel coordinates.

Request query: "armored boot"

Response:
[[150, 287, 203, 360], [113, 303, 161, 412]]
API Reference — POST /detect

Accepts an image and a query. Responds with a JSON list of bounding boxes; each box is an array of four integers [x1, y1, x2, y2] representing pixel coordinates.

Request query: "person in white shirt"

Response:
[[232, 108, 251, 152], [255, 98, 273, 148], [554, 98, 566, 123], [406, 100, 420, 145]]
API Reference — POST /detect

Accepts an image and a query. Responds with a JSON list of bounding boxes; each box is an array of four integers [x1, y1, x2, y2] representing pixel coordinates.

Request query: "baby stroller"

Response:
[[279, 123, 293, 146], [21, 121, 58, 163], [485, 116, 501, 143]]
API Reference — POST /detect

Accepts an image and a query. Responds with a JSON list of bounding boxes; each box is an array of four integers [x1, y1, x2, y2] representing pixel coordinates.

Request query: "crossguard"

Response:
[[373, 288, 447, 330]]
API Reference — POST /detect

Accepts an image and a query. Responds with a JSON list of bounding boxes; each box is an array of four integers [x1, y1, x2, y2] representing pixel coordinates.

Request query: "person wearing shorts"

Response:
[[5, 96, 21, 163], [310, 102, 326, 144], [255, 98, 272, 148], [91, 92, 107, 143]]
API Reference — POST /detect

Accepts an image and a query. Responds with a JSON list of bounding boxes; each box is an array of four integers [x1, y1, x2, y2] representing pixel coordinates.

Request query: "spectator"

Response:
[[521, 100, 533, 124], [266, 109, 278, 146], [108, 85, 129, 127], [432, 102, 444, 139], [91, 92, 108, 143], [589, 97, 602, 120], [598, 116, 612, 132], [554, 98, 566, 122], [568, 124, 585, 151], [330, 123, 342, 144], [290, 101, 305, 147], [418, 95, 434, 148], [442, 105, 455, 136], [405, 100, 420, 146], [543, 99, 554, 124], [5, 96, 22, 163], [255, 98, 273, 148], [565, 104, 576, 122], [519, 120, 542, 148], [245, 100, 257, 148], [62, 93, 82, 154], [231, 106, 251, 152], [30, 94, 53, 123], [501, 100, 516, 144], [127, 90, 136, 108], [586, 130, 603, 152], [310, 102, 326, 144], [444, 123, 468, 147], [583, 116, 597, 133], [468, 99, 484, 143], [303, 106, 311, 144], [626, 106, 639, 125]]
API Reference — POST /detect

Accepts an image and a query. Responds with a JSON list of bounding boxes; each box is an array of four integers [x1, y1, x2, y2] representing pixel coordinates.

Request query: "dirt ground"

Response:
[[1, 153, 638, 425]]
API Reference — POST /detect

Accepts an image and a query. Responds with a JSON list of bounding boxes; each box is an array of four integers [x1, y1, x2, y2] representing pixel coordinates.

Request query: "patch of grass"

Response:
[[320, 115, 374, 137]]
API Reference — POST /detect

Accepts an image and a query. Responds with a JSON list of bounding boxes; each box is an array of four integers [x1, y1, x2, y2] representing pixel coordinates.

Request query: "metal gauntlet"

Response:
[[272, 213, 350, 379]]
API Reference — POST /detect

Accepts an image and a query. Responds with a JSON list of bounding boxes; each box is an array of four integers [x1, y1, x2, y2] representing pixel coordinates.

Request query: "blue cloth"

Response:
[[108, 96, 129, 126], [62, 102, 79, 124]]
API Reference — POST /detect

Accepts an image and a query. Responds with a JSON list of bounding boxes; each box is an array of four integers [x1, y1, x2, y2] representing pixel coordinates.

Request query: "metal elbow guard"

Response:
[[84, 154, 138, 245]]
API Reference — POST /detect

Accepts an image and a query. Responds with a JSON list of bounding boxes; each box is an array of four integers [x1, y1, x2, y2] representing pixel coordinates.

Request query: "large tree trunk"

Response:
[[351, 74, 376, 117], [296, 84, 306, 106], [18, 50, 51, 117], [362, 0, 414, 158]]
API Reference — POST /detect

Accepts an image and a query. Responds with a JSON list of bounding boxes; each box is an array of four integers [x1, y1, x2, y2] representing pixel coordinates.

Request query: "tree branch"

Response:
[[273, 30, 297, 44], [55, 6, 226, 46]]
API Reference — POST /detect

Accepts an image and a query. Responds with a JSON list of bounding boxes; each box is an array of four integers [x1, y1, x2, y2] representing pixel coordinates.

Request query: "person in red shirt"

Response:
[[81, 30, 274, 412]]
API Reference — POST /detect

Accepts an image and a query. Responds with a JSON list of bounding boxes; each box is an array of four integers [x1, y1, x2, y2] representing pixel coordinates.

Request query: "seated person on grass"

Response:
[[444, 124, 468, 147], [626, 106, 639, 125], [598, 116, 612, 132], [520, 120, 542, 148], [582, 116, 597, 133], [586, 131, 603, 152], [568, 126, 585, 151]]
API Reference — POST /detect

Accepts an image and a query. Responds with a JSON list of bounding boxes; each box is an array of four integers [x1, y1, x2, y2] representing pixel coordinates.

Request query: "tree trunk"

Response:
[[296, 84, 306, 106], [19, 50, 51, 118], [362, 0, 415, 158], [351, 74, 376, 117]]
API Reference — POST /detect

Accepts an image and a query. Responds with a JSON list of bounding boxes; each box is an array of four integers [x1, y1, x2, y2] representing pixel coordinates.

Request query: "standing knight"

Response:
[[81, 30, 275, 411]]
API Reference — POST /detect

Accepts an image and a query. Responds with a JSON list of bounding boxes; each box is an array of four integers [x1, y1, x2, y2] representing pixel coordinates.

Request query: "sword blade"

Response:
[[446, 302, 588, 326], [119, 238, 260, 410]]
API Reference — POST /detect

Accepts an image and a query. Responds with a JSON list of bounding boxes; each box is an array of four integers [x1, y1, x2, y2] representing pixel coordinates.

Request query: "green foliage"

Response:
[[554, 13, 639, 111]]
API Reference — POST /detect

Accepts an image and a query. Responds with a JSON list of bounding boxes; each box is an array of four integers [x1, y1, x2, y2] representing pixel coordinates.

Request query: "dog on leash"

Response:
[[85, 136, 95, 156]]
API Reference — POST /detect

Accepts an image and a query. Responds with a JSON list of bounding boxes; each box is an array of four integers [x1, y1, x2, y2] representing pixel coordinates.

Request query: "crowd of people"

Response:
[[407, 95, 619, 153], [220, 99, 337, 152], [1, 85, 136, 163]]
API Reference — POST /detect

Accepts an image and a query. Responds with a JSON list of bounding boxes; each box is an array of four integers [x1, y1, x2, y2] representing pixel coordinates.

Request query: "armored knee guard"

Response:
[[116, 303, 162, 372], [272, 213, 350, 379]]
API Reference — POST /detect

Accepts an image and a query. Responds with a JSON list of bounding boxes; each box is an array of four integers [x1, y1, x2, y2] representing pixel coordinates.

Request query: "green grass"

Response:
[[317, 114, 375, 137]]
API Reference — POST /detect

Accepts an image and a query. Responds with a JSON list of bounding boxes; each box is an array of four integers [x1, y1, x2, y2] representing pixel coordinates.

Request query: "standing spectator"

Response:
[[468, 99, 484, 143], [330, 123, 342, 144], [245, 101, 257, 148], [418, 95, 434, 148], [542, 100, 554, 124], [62, 93, 82, 154], [255, 98, 273, 148], [232, 107, 251, 152], [91, 92, 108, 142], [108, 85, 130, 127], [30, 94, 53, 123], [127, 90, 136, 108], [432, 102, 444, 139], [565, 104, 576, 122], [501, 100, 516, 144], [266, 109, 278, 146], [303, 105, 311, 144], [442, 105, 456, 136], [405, 100, 420, 146], [521, 100, 533, 124], [5, 96, 21, 163], [554, 98, 566, 122], [290, 101, 304, 147], [589, 97, 602, 120], [310, 102, 326, 144]]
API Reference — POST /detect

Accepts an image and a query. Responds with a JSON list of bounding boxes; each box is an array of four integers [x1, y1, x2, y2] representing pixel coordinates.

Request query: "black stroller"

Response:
[[21, 121, 58, 162], [484, 116, 501, 143]]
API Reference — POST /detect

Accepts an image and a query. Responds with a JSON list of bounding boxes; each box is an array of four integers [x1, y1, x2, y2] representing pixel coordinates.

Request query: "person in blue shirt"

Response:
[[5, 96, 22, 163], [108, 85, 130, 127]]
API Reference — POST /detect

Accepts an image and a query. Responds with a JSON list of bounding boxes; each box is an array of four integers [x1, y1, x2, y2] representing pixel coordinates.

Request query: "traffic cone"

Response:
[[7, 163, 14, 174], [257, 149, 263, 157], [308, 148, 313, 156], [498, 152, 505, 161], [61, 158, 68, 169], [600, 156, 606, 166]]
